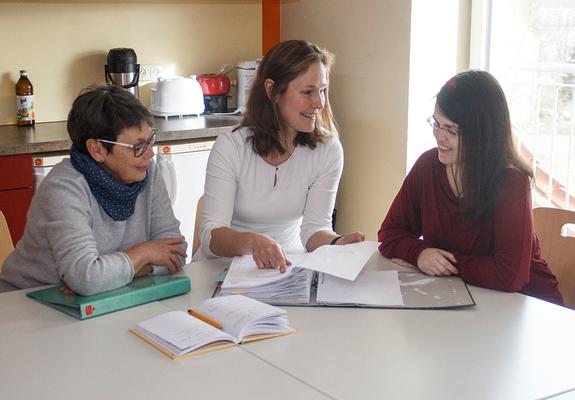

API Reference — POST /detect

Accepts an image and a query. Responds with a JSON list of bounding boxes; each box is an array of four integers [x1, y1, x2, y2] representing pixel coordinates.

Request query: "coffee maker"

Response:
[[105, 48, 140, 98]]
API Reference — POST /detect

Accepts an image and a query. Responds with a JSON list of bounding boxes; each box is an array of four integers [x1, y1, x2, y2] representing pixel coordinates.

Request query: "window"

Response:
[[407, 0, 470, 170], [472, 0, 575, 210]]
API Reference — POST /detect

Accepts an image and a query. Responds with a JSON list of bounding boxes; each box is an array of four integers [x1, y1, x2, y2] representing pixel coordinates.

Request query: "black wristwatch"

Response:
[[330, 235, 343, 245]]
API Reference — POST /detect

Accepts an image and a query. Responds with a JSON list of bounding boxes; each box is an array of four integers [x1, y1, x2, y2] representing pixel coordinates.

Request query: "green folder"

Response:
[[26, 276, 191, 319]]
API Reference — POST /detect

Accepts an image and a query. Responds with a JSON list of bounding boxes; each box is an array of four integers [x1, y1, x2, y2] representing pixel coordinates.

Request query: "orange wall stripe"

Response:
[[262, 0, 281, 55]]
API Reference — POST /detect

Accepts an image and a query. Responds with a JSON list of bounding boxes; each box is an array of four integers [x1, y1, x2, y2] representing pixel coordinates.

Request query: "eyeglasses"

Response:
[[98, 130, 157, 158], [426, 116, 460, 137]]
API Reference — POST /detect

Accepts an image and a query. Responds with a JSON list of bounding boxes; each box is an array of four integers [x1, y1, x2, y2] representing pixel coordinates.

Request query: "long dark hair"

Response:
[[437, 70, 532, 222], [238, 40, 337, 156]]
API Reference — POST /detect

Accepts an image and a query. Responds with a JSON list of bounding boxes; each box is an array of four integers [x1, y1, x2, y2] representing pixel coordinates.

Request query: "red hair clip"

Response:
[[447, 77, 457, 88]]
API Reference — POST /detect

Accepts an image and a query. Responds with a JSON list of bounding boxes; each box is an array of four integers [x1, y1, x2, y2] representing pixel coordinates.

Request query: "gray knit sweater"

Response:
[[0, 159, 186, 295]]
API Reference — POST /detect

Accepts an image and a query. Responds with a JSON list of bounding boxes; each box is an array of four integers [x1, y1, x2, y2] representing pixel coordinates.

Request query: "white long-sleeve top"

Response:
[[198, 127, 343, 258]]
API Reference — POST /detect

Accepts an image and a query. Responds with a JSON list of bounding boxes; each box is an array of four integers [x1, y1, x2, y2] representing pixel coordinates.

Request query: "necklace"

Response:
[[270, 145, 295, 187], [450, 164, 463, 198]]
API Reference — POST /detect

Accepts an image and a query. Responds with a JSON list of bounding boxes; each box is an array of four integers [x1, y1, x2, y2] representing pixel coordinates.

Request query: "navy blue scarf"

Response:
[[70, 148, 147, 221]]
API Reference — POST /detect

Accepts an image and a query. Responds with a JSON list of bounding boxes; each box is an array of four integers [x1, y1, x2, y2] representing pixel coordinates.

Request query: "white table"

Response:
[[162, 255, 575, 400], [0, 282, 331, 400], [2, 254, 575, 400]]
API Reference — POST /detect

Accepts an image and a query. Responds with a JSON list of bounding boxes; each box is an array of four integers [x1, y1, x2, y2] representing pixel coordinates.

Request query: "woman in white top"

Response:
[[199, 40, 365, 271]]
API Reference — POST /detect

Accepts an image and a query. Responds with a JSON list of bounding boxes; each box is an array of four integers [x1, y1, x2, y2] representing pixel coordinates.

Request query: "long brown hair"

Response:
[[437, 70, 532, 222], [238, 40, 337, 156]]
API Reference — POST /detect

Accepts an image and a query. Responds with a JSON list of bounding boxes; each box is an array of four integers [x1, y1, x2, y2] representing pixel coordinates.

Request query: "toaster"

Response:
[[150, 76, 205, 117]]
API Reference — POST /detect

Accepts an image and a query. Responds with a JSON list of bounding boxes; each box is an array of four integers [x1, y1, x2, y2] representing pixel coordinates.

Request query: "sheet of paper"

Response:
[[297, 241, 380, 281], [136, 311, 234, 354], [316, 270, 404, 306]]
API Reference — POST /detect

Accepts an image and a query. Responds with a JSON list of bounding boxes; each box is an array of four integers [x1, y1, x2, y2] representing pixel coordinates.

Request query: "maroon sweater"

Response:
[[378, 148, 562, 304]]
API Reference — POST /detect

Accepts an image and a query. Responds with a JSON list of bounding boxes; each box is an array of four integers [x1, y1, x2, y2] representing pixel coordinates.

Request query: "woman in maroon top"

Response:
[[378, 70, 562, 304]]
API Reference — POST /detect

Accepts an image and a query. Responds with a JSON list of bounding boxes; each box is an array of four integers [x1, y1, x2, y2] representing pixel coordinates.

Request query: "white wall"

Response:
[[281, 0, 412, 239]]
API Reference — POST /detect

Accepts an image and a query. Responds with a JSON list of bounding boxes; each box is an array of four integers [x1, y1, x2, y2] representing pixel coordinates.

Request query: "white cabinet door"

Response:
[[156, 141, 213, 262], [32, 154, 69, 191]]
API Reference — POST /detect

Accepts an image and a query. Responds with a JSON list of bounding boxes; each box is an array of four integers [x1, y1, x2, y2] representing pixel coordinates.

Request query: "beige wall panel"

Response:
[[281, 0, 411, 240], [0, 2, 261, 124]]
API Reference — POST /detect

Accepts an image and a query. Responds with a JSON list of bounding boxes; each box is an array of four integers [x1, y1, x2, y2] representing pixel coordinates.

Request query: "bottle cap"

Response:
[[19, 70, 27, 75]]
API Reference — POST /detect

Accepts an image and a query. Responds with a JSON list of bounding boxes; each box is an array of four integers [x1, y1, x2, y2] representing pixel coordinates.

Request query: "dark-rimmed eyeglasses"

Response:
[[426, 116, 460, 137], [98, 130, 157, 158]]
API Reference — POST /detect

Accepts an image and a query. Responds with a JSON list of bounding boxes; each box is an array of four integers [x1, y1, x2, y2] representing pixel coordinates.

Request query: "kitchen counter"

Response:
[[0, 114, 242, 156]]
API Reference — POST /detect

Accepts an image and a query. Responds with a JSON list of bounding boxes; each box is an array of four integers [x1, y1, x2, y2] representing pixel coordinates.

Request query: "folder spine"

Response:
[[27, 276, 192, 319], [81, 277, 191, 318]]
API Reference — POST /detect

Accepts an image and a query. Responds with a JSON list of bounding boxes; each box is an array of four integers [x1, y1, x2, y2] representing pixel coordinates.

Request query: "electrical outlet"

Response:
[[140, 64, 160, 82]]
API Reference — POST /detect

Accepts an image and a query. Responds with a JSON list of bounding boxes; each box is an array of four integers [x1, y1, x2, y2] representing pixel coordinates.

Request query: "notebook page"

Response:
[[135, 310, 236, 355], [196, 295, 287, 340]]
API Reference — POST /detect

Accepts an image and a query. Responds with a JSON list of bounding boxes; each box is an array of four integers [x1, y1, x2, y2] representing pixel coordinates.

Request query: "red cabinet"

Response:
[[0, 154, 33, 244]]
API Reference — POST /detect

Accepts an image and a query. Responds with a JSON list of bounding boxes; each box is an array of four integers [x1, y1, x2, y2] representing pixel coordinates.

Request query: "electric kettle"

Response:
[[150, 76, 205, 117]]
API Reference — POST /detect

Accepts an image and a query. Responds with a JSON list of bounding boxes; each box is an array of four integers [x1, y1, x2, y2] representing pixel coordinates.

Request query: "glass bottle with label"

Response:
[[15, 70, 35, 127]]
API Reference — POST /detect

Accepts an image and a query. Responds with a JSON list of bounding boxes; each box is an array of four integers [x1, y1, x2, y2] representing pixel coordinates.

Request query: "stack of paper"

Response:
[[219, 241, 381, 305], [220, 255, 313, 304]]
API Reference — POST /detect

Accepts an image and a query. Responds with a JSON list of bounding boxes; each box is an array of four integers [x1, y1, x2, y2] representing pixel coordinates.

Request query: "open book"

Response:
[[130, 295, 296, 359]]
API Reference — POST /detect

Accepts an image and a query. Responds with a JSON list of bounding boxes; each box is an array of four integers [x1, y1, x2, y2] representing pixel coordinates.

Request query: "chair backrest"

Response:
[[0, 210, 14, 271], [192, 195, 204, 257], [533, 207, 575, 308]]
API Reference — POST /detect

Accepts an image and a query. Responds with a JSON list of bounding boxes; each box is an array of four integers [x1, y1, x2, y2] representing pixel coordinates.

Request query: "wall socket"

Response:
[[140, 64, 160, 82]]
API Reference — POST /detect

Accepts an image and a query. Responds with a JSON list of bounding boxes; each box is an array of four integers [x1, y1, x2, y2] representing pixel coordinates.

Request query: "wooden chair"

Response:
[[533, 207, 575, 308], [0, 210, 14, 271], [192, 195, 204, 257]]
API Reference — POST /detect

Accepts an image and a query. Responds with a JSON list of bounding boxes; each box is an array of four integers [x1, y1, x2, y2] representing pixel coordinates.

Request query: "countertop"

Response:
[[0, 114, 242, 156]]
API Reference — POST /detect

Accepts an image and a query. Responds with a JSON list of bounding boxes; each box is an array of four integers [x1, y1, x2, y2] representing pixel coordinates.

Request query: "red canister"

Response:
[[197, 74, 231, 96]]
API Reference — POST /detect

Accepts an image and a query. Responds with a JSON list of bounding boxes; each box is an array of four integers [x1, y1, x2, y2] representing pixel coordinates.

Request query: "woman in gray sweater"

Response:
[[0, 85, 187, 295]]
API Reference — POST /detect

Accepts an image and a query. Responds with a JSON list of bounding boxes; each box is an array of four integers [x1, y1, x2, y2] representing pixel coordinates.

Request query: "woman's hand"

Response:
[[333, 231, 366, 245], [416, 248, 459, 276], [126, 237, 187, 274], [134, 264, 153, 278], [59, 284, 75, 295], [251, 233, 292, 273]]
